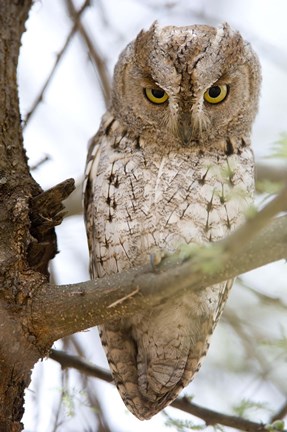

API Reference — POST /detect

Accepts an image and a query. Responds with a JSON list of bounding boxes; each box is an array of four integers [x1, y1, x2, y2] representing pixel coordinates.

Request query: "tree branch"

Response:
[[219, 182, 287, 256], [65, 0, 111, 106], [50, 349, 271, 432], [171, 398, 268, 432], [50, 348, 113, 383], [271, 401, 287, 423], [23, 0, 91, 127], [30, 183, 287, 346]]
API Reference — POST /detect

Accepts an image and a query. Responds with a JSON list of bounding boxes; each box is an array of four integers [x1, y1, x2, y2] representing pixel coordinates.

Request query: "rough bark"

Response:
[[0, 2, 73, 430]]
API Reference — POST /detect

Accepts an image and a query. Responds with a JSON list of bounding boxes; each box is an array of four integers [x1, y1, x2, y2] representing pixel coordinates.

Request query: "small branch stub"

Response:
[[28, 178, 75, 275]]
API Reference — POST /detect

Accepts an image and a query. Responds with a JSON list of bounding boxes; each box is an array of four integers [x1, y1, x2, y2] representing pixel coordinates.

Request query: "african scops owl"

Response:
[[84, 22, 261, 419]]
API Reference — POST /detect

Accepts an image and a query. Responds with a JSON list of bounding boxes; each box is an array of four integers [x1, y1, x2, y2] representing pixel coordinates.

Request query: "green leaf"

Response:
[[256, 179, 284, 194], [165, 417, 206, 431], [62, 390, 75, 417], [232, 398, 270, 418], [163, 411, 206, 431], [267, 133, 287, 160], [266, 420, 285, 431]]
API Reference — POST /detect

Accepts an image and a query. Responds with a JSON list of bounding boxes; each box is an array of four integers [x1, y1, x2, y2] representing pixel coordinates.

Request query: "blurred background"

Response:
[[19, 1, 287, 431]]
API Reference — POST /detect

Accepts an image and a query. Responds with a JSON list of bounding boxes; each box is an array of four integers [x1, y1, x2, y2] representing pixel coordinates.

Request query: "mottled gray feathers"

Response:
[[84, 22, 260, 419]]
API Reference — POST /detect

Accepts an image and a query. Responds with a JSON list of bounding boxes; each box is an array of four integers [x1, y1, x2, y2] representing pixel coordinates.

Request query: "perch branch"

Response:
[[30, 183, 287, 345]]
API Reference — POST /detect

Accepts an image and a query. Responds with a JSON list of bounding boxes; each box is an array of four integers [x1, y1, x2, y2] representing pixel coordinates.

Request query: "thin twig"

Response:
[[65, 0, 111, 106], [239, 278, 287, 311], [29, 154, 50, 171], [171, 398, 267, 432], [50, 349, 113, 383], [107, 287, 139, 308], [23, 0, 91, 127], [50, 349, 270, 432], [271, 401, 287, 423], [223, 308, 273, 377], [50, 366, 66, 432], [68, 336, 112, 432], [221, 182, 287, 257]]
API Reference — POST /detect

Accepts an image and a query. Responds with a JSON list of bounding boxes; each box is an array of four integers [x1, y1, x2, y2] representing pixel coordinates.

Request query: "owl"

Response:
[[84, 22, 261, 420]]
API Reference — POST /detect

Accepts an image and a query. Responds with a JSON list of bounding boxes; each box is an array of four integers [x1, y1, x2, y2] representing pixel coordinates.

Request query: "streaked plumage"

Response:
[[84, 22, 261, 419]]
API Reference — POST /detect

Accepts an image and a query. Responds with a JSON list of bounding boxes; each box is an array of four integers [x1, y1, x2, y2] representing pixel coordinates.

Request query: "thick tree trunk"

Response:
[[0, 2, 55, 430]]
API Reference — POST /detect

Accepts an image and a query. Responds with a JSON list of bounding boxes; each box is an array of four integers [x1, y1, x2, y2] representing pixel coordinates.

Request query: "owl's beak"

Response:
[[178, 113, 193, 146]]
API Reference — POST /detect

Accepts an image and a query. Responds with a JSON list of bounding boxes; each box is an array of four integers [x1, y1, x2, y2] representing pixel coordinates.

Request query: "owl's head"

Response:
[[111, 22, 261, 152]]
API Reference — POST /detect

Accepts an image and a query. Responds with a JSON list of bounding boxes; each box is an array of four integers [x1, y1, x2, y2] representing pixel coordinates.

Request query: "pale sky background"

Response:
[[19, 1, 287, 431]]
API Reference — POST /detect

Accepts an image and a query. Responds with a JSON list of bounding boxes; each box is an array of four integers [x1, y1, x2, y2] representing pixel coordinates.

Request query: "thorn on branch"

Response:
[[28, 178, 75, 275], [107, 287, 139, 308], [29, 154, 50, 171]]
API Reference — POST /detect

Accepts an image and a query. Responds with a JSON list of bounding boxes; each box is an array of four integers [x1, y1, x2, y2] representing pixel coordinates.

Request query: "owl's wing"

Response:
[[83, 132, 102, 265]]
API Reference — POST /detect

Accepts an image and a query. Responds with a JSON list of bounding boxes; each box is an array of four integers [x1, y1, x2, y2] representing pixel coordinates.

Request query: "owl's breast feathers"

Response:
[[84, 110, 254, 419], [84, 112, 254, 277]]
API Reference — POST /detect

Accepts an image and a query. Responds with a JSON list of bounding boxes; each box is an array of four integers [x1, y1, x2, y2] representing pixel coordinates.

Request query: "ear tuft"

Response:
[[134, 21, 159, 66]]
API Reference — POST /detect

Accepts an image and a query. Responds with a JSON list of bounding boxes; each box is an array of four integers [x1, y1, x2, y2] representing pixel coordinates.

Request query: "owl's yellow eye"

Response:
[[204, 84, 228, 104], [144, 88, 169, 104]]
